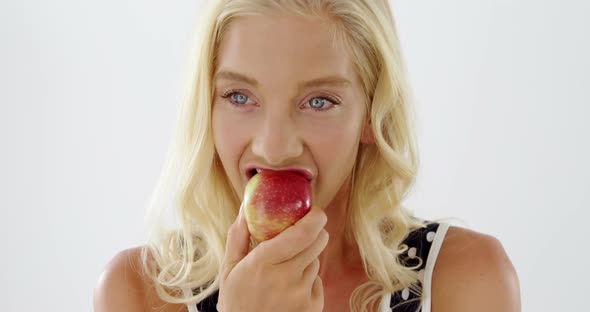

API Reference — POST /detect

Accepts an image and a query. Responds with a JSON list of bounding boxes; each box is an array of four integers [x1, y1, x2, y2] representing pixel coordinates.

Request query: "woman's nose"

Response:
[[251, 113, 303, 166]]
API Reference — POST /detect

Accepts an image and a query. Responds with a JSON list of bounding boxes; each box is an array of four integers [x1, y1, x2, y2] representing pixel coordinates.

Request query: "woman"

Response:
[[94, 0, 521, 311]]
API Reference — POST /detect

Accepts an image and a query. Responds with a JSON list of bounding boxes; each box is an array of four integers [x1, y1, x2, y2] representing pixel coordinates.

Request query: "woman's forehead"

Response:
[[214, 15, 357, 88]]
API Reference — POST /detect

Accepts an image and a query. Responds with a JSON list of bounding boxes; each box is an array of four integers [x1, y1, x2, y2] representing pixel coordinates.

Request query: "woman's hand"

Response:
[[218, 203, 329, 312]]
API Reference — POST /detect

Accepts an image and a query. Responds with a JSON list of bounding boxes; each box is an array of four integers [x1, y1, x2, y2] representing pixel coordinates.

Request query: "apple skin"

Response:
[[243, 170, 312, 242]]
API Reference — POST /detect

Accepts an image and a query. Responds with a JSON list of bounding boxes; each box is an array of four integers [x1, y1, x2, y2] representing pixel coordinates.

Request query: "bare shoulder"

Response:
[[431, 226, 521, 312], [93, 246, 187, 312]]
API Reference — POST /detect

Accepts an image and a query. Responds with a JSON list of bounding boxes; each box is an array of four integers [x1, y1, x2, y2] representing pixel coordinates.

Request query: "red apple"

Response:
[[243, 170, 312, 242]]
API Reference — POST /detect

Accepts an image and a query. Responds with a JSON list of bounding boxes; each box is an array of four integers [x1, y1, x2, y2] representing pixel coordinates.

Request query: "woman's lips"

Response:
[[245, 166, 314, 182]]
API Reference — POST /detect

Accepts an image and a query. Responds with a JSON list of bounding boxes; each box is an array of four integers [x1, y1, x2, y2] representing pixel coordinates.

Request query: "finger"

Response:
[[287, 229, 328, 272], [312, 276, 324, 306], [255, 207, 327, 264], [221, 201, 249, 281], [252, 209, 322, 263], [301, 258, 320, 289]]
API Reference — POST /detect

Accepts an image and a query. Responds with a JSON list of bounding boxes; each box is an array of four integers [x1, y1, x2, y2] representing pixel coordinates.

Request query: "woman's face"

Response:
[[212, 15, 371, 211]]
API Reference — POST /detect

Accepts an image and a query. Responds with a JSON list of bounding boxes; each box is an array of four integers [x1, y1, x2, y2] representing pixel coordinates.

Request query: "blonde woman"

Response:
[[94, 0, 520, 311]]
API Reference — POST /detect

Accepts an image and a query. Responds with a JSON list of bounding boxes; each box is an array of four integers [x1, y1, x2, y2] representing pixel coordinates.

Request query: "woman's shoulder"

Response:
[[432, 226, 521, 311], [93, 246, 188, 312]]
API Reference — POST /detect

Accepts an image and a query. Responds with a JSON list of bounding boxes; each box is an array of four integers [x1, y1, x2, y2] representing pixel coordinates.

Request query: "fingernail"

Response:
[[237, 201, 245, 221]]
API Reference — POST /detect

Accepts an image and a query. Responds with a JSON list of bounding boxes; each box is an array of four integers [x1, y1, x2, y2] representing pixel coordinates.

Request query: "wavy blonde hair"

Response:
[[141, 0, 427, 311]]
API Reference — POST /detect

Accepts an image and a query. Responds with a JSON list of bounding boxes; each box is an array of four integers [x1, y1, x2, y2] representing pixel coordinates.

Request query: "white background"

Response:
[[1, 0, 588, 311]]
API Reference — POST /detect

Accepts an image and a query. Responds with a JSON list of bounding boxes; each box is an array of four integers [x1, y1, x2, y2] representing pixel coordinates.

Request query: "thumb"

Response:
[[221, 201, 250, 281]]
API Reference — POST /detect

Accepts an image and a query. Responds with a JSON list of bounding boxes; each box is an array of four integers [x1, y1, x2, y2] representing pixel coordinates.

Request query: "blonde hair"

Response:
[[141, 0, 427, 311]]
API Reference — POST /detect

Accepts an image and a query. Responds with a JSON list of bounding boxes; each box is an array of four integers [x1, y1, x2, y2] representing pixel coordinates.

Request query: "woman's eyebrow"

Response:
[[214, 70, 351, 89], [301, 75, 352, 89], [214, 70, 259, 86]]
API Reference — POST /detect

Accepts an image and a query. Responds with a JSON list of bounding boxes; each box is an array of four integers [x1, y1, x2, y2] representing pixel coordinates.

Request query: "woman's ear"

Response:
[[361, 119, 375, 144]]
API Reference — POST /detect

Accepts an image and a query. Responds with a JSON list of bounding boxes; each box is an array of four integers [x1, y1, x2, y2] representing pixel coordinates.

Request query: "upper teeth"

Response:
[[255, 168, 262, 173]]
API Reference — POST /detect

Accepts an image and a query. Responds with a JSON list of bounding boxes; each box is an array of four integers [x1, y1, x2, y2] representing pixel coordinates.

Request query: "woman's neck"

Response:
[[317, 179, 365, 282]]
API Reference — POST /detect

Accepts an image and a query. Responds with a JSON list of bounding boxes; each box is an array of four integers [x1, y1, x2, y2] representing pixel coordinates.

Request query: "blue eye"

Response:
[[221, 91, 250, 106], [221, 91, 248, 105], [231, 93, 248, 105], [309, 98, 329, 109], [305, 96, 339, 111], [220, 90, 340, 111]]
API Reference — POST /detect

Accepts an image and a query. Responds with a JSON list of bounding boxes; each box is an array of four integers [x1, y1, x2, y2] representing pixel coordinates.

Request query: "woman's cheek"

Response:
[[308, 118, 361, 206], [213, 110, 244, 179]]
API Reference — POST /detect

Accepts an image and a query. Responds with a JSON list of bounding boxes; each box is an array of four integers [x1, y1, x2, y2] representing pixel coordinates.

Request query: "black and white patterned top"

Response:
[[184, 221, 450, 312]]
